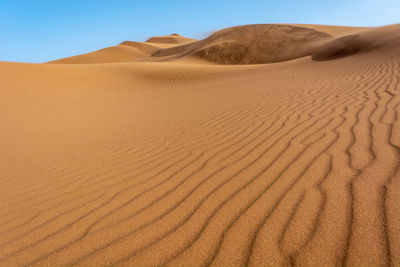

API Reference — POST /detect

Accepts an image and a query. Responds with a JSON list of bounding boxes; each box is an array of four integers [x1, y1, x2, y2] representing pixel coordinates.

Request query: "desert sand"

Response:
[[0, 23, 399, 266]]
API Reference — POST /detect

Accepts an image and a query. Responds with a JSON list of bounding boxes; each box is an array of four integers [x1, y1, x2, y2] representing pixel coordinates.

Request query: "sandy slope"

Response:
[[0, 24, 399, 266], [49, 34, 197, 64]]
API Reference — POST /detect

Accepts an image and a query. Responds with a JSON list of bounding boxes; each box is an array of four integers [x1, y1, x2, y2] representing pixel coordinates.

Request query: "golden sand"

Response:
[[0, 24, 399, 266]]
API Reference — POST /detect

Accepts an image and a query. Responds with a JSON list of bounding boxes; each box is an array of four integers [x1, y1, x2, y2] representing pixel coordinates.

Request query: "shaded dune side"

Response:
[[152, 24, 333, 64], [312, 35, 370, 61], [313, 24, 400, 61]]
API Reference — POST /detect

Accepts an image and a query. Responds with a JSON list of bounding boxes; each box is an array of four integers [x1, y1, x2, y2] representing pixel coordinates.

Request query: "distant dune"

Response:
[[146, 33, 197, 44], [151, 24, 334, 64], [1, 23, 399, 266], [313, 24, 400, 61], [49, 24, 370, 65], [48, 45, 149, 64]]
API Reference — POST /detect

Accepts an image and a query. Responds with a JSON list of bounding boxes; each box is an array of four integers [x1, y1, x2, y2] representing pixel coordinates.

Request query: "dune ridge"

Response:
[[0, 23, 400, 266], [146, 33, 197, 44], [47, 24, 381, 65], [151, 24, 333, 64]]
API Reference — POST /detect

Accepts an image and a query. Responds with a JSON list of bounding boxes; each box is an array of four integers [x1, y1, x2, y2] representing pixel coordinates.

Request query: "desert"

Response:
[[1, 17, 400, 266]]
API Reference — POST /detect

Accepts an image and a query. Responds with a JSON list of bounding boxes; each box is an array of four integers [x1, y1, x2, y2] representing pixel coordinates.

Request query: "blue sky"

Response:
[[1, 0, 399, 63]]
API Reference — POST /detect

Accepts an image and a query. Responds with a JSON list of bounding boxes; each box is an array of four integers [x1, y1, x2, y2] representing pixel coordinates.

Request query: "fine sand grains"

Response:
[[0, 24, 399, 266]]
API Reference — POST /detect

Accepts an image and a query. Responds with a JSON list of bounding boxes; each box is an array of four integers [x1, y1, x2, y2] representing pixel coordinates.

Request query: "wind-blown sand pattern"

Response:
[[0, 24, 399, 266]]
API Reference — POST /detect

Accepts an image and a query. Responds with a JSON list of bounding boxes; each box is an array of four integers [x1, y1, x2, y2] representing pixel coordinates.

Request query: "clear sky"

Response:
[[1, 0, 399, 63]]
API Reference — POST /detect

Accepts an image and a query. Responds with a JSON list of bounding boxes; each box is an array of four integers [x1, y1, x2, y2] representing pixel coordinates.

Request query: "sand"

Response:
[[0, 24, 399, 266]]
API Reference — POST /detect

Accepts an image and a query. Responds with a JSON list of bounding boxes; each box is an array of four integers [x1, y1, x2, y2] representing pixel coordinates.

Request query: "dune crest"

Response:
[[48, 45, 149, 64], [146, 34, 196, 44]]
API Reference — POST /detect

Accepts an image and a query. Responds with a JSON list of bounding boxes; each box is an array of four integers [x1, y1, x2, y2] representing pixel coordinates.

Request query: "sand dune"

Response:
[[151, 24, 333, 64], [0, 23, 399, 266], [146, 33, 197, 44], [313, 24, 400, 61], [49, 35, 196, 64], [48, 45, 151, 64]]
